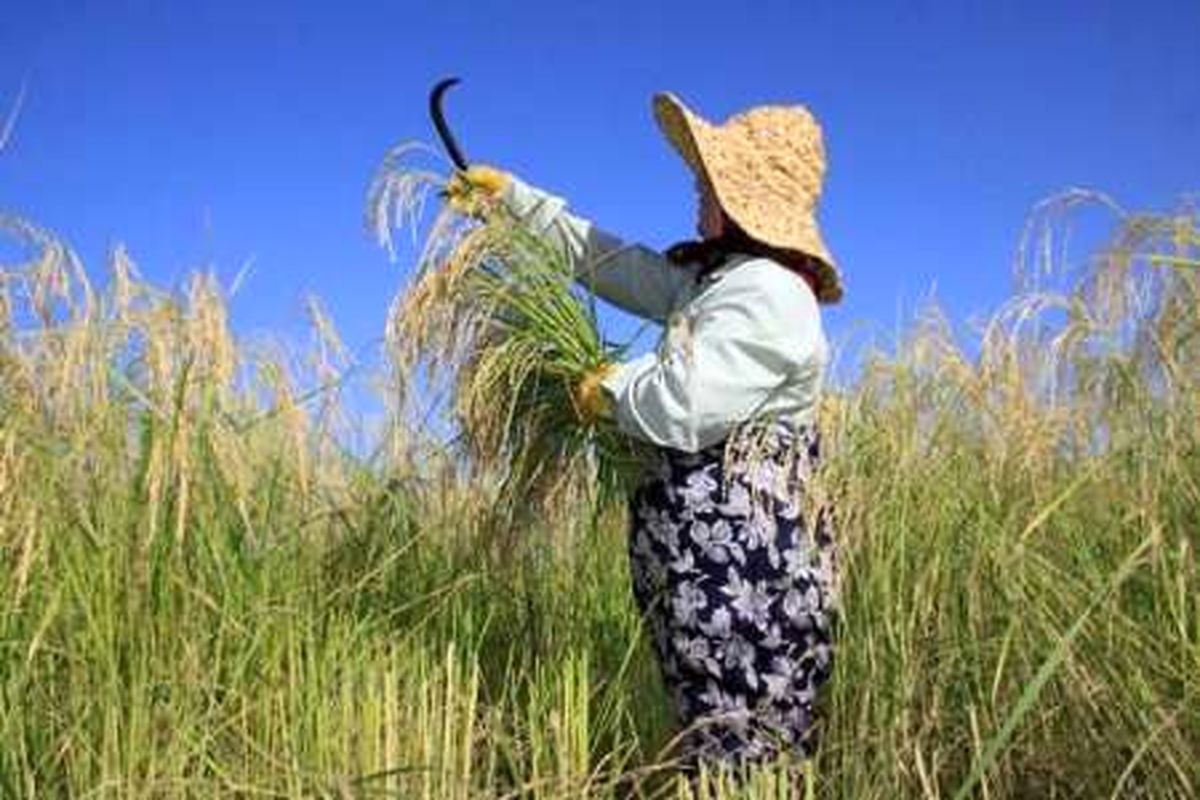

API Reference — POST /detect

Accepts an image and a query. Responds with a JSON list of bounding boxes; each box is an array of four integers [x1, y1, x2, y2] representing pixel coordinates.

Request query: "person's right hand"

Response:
[[443, 164, 512, 216]]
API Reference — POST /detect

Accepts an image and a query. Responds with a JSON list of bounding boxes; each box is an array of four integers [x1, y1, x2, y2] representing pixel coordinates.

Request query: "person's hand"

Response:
[[443, 164, 512, 216], [573, 363, 618, 424]]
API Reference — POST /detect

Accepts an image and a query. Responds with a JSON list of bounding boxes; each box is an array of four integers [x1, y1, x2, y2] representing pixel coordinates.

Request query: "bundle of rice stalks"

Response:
[[368, 146, 652, 531]]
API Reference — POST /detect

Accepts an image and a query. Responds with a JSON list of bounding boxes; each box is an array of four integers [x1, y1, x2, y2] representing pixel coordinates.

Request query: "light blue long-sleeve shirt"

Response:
[[501, 176, 829, 453]]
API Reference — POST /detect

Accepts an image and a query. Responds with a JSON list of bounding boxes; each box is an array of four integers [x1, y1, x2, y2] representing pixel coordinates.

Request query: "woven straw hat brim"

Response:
[[653, 91, 843, 304]]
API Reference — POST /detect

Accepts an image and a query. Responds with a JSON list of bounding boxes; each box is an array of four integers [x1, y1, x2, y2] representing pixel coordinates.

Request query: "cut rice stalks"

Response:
[[370, 150, 653, 531]]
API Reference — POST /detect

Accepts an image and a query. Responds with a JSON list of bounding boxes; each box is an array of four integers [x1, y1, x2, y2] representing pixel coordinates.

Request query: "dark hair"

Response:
[[665, 212, 822, 289]]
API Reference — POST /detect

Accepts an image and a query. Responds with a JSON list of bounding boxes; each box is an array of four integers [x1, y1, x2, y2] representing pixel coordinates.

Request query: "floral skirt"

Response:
[[628, 421, 839, 768]]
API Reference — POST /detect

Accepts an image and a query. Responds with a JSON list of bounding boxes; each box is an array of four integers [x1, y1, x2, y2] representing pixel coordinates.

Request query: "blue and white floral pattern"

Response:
[[628, 421, 838, 768]]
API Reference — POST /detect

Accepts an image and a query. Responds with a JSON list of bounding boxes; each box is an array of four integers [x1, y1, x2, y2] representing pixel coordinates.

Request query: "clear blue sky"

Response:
[[2, 0, 1198, 373]]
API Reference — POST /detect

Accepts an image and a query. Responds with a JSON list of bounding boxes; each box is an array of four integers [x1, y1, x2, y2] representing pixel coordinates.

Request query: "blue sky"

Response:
[[2, 0, 1198, 376]]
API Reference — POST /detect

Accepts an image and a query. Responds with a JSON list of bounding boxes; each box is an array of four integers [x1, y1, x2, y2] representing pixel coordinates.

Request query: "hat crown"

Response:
[[723, 105, 826, 205]]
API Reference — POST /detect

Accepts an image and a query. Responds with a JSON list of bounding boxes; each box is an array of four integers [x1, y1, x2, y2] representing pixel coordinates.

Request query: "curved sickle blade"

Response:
[[429, 77, 469, 171]]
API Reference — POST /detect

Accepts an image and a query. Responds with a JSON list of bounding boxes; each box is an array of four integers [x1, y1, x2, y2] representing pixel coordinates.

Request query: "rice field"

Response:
[[0, 165, 1197, 798]]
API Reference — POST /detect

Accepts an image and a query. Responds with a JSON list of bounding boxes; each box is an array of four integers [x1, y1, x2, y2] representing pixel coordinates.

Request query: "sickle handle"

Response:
[[429, 77, 469, 171]]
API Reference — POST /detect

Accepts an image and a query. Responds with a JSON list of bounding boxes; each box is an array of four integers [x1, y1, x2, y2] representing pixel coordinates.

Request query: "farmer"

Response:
[[445, 91, 843, 775]]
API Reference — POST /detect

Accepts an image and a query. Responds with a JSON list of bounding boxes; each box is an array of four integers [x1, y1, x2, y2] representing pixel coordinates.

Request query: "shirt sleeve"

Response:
[[599, 259, 821, 452], [500, 176, 693, 323]]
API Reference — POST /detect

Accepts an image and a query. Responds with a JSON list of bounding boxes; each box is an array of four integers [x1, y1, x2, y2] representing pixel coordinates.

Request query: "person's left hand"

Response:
[[573, 363, 618, 424]]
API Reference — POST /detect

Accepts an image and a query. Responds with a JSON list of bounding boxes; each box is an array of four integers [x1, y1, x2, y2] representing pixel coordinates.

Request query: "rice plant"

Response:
[[815, 193, 1199, 798]]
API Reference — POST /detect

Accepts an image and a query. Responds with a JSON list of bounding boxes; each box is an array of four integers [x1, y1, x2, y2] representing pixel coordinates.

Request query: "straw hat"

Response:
[[653, 91, 843, 304]]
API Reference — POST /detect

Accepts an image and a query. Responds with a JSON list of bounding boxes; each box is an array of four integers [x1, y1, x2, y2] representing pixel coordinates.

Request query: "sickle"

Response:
[[429, 77, 469, 171]]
